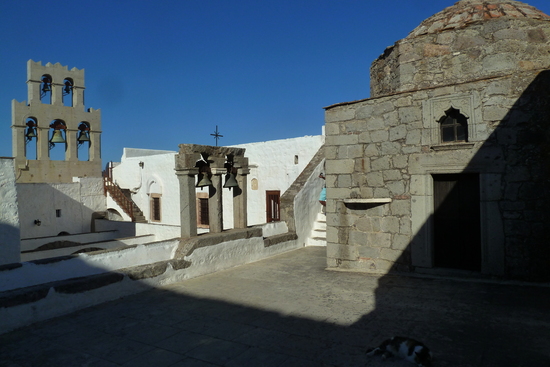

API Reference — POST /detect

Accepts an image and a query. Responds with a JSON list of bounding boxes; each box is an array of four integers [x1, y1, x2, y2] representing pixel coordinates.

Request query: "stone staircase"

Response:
[[307, 211, 326, 246]]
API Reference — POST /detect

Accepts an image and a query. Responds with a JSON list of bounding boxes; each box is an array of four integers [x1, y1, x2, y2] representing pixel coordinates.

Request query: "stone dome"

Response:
[[407, 0, 550, 39]]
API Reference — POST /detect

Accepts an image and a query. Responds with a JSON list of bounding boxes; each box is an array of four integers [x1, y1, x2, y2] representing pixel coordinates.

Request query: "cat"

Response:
[[366, 336, 433, 367]]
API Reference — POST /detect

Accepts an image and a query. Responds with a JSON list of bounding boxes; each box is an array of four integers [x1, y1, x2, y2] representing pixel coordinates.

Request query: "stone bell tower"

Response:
[[11, 60, 102, 183]]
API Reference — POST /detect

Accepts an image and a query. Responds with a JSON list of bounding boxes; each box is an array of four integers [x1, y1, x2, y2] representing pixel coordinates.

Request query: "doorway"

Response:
[[266, 190, 280, 223], [433, 173, 481, 271]]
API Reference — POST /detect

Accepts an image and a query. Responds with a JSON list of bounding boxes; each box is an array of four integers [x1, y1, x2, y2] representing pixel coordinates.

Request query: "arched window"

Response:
[[40, 75, 52, 104], [439, 107, 468, 143], [49, 120, 67, 160], [63, 78, 73, 107]]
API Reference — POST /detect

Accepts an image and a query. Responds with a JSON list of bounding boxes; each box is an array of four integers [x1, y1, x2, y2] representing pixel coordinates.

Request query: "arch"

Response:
[[438, 107, 468, 143], [49, 119, 67, 160], [40, 74, 52, 104], [147, 175, 163, 222], [77, 121, 91, 161], [25, 117, 38, 160], [63, 78, 74, 107], [106, 208, 124, 221]]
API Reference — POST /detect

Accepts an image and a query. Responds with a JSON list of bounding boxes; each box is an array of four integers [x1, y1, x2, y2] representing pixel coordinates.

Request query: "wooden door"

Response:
[[266, 190, 280, 223], [433, 174, 481, 271]]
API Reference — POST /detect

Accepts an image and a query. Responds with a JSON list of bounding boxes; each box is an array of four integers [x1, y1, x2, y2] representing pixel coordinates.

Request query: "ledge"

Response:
[[431, 142, 475, 151], [343, 198, 392, 208]]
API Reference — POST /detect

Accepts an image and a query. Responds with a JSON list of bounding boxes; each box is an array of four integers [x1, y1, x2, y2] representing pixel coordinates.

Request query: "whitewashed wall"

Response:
[[229, 134, 324, 226], [17, 177, 106, 239], [110, 134, 324, 231], [0, 158, 21, 265]]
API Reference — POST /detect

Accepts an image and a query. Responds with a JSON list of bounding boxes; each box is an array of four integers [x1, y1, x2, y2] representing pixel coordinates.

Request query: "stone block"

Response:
[[398, 106, 422, 124], [326, 159, 355, 174], [326, 107, 355, 123], [399, 217, 412, 235], [328, 187, 353, 201], [364, 144, 379, 157], [405, 129, 422, 145], [356, 105, 374, 119], [367, 232, 392, 248], [325, 134, 359, 146], [389, 125, 407, 141], [392, 234, 411, 251], [380, 141, 401, 155], [358, 246, 380, 259], [482, 53, 516, 73], [380, 248, 405, 262], [358, 131, 372, 143], [325, 146, 337, 160], [380, 216, 400, 233], [383, 169, 402, 181], [366, 172, 384, 187], [327, 243, 359, 261], [374, 187, 391, 198], [371, 130, 389, 143], [392, 155, 408, 169], [390, 199, 411, 216], [355, 217, 373, 233], [337, 174, 352, 188], [366, 117, 385, 131], [326, 226, 339, 243], [371, 156, 390, 171], [373, 101, 396, 115], [387, 181, 406, 196], [325, 122, 341, 136]]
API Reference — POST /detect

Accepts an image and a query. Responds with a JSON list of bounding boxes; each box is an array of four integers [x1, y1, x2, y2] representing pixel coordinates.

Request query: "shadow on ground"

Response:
[[0, 247, 549, 367]]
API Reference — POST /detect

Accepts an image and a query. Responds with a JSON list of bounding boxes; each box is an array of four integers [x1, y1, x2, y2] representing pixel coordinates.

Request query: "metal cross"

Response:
[[210, 125, 223, 146]]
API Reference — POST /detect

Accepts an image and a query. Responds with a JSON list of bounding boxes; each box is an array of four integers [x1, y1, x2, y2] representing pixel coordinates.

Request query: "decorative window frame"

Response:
[[422, 92, 480, 149]]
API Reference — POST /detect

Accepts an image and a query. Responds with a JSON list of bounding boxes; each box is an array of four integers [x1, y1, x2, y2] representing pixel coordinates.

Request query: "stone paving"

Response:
[[1, 247, 549, 366]]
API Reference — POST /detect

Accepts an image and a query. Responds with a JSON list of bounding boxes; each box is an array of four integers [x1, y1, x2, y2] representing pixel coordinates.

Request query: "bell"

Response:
[[223, 173, 239, 189], [64, 81, 72, 94], [77, 131, 90, 142], [25, 127, 37, 139], [50, 130, 66, 143], [42, 81, 51, 93], [196, 174, 213, 187]]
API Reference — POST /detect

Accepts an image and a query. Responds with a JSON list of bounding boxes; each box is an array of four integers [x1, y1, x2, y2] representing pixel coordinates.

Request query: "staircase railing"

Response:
[[103, 176, 136, 221]]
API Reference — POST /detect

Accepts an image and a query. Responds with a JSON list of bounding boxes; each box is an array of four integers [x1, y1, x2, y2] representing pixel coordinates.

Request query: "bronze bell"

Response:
[[50, 130, 66, 143], [223, 173, 239, 189], [196, 173, 213, 187]]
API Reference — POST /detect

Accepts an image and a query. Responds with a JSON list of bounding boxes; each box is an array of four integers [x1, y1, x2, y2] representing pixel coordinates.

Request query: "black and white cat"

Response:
[[366, 336, 433, 367]]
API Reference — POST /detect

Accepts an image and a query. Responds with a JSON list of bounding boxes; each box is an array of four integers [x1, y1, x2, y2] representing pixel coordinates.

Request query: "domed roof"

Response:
[[407, 0, 550, 38]]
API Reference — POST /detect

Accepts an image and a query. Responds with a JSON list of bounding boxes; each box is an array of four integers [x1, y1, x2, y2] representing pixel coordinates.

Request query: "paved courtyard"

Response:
[[1, 247, 549, 367]]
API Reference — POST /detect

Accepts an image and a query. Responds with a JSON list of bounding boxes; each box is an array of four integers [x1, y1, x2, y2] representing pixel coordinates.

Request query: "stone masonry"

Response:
[[324, 0, 550, 281]]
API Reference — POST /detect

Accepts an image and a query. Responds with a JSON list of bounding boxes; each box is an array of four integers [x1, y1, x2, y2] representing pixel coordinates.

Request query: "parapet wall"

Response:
[[0, 225, 298, 334]]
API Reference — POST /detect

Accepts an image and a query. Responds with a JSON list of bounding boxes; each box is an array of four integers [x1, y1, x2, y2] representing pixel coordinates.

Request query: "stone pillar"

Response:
[[66, 128, 77, 161], [233, 159, 249, 229], [176, 169, 198, 238], [208, 168, 224, 233]]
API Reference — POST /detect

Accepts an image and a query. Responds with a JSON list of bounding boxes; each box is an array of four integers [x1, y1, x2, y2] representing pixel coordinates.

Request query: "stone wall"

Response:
[[370, 5, 550, 97], [324, 69, 550, 280]]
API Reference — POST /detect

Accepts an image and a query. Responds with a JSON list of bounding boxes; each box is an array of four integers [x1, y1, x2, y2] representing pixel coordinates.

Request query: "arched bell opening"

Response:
[[223, 154, 239, 190], [77, 121, 91, 161], [195, 153, 212, 189], [25, 117, 38, 160], [40, 74, 52, 104], [49, 120, 67, 160], [62, 78, 73, 107]]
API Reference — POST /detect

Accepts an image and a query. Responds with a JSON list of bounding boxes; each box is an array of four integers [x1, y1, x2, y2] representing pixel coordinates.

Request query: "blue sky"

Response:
[[2, 0, 549, 165]]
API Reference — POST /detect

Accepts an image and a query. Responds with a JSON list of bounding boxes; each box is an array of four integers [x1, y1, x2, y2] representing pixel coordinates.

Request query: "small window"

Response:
[[150, 195, 161, 222], [56, 209, 62, 217], [439, 108, 468, 143]]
